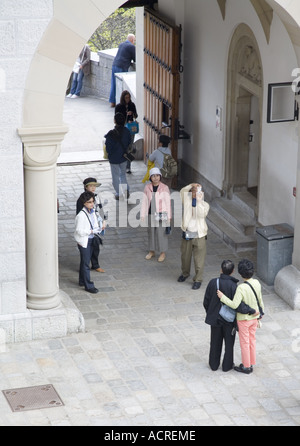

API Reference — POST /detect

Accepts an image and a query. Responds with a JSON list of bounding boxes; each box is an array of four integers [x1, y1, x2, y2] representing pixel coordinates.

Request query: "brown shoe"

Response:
[[145, 251, 155, 260], [95, 268, 105, 273], [158, 253, 166, 262]]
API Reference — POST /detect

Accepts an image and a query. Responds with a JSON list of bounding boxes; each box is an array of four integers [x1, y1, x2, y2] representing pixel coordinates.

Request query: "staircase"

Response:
[[207, 191, 258, 252]]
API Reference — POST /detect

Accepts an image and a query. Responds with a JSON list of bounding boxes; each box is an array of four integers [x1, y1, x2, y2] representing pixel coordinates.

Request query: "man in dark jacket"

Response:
[[109, 34, 136, 107], [203, 260, 255, 372], [105, 113, 132, 200]]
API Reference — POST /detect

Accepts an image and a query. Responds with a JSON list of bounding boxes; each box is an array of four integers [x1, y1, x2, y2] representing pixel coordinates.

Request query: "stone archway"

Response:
[[18, 0, 124, 311], [224, 24, 263, 212], [15, 0, 300, 318]]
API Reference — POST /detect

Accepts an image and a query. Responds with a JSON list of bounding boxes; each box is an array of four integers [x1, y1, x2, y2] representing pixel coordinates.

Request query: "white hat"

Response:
[[149, 167, 161, 177]]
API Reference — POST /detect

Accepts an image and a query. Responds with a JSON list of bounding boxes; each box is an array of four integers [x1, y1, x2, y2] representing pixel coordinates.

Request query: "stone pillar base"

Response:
[[0, 291, 85, 346], [274, 265, 300, 310]]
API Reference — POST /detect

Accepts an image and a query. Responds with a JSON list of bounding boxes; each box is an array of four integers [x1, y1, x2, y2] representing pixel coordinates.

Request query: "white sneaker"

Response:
[[71, 94, 79, 98], [66, 93, 72, 98]]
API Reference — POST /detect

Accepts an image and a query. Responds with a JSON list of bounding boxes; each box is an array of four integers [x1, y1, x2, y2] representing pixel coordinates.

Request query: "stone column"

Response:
[[18, 126, 68, 310]]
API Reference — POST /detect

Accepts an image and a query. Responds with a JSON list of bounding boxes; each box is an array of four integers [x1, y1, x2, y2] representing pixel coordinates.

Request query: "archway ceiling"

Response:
[[217, 0, 300, 47], [266, 0, 300, 46]]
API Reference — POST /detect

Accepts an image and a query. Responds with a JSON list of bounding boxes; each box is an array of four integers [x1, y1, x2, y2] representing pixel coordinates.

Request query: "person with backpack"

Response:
[[177, 183, 209, 290], [148, 135, 177, 188]]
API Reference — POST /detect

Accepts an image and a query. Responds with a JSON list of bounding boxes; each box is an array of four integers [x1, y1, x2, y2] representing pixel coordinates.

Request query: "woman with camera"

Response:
[[141, 167, 172, 263]]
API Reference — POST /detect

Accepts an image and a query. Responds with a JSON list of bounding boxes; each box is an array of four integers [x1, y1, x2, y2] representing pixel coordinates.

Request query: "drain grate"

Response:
[[2, 384, 64, 412]]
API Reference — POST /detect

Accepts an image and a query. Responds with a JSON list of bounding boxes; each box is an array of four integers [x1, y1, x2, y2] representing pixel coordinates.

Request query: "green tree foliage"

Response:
[[89, 8, 136, 52]]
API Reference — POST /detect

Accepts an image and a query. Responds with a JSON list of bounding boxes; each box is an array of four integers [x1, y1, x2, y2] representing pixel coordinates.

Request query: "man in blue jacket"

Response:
[[105, 113, 132, 200], [109, 34, 136, 107]]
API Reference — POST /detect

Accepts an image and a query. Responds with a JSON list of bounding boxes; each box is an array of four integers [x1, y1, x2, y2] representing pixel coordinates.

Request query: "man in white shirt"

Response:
[[177, 183, 210, 290]]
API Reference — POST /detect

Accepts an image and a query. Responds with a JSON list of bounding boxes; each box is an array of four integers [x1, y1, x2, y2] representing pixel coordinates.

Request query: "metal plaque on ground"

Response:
[[2, 384, 64, 412]]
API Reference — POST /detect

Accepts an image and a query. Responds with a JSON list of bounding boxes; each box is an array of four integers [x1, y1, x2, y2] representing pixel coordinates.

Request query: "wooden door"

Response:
[[143, 9, 181, 167]]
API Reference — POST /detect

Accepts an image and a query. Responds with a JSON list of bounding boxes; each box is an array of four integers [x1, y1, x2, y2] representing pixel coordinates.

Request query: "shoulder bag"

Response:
[[113, 129, 135, 162], [217, 278, 236, 323], [244, 281, 264, 319]]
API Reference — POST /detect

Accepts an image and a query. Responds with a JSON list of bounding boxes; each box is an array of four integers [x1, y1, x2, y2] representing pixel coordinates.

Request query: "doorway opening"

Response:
[[235, 87, 260, 199], [225, 24, 263, 217]]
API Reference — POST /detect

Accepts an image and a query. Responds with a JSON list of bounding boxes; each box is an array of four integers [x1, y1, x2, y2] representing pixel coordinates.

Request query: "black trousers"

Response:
[[91, 238, 100, 269], [209, 324, 236, 372]]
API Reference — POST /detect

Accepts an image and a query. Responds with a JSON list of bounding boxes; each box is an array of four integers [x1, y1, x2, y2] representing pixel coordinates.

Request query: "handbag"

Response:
[[81, 210, 103, 246], [123, 152, 135, 162], [93, 233, 103, 246], [244, 281, 264, 319], [112, 129, 135, 162], [72, 60, 81, 73], [217, 278, 236, 323], [125, 120, 139, 134]]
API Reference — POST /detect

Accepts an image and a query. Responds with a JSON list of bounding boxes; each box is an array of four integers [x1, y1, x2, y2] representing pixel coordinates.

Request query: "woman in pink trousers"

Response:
[[217, 259, 264, 374]]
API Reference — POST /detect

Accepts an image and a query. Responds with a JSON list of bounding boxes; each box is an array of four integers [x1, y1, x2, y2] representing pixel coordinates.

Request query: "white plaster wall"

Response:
[[158, 0, 299, 226], [0, 0, 53, 314], [259, 13, 298, 225]]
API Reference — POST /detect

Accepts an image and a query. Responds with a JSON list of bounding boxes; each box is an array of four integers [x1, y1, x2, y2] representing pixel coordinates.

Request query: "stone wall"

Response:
[[0, 0, 53, 316], [81, 49, 136, 103]]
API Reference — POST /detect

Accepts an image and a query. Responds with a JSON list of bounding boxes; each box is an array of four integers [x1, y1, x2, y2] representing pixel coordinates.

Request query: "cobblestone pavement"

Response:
[[0, 156, 299, 426]]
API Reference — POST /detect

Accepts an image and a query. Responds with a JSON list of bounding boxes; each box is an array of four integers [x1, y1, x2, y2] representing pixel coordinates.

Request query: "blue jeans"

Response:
[[109, 65, 126, 104], [70, 70, 84, 96], [110, 162, 129, 197], [78, 238, 95, 290]]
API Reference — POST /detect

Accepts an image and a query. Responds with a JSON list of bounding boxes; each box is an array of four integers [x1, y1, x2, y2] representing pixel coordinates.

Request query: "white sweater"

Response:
[[74, 209, 99, 248], [180, 184, 210, 238]]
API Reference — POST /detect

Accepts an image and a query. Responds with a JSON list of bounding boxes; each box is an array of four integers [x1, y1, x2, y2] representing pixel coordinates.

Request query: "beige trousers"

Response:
[[180, 236, 206, 282]]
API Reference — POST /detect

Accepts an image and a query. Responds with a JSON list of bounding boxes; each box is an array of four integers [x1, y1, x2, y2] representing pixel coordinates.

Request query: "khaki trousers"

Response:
[[180, 236, 206, 282]]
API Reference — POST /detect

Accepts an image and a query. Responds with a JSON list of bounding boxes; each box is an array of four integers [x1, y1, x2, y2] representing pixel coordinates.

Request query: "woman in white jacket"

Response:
[[74, 191, 103, 293]]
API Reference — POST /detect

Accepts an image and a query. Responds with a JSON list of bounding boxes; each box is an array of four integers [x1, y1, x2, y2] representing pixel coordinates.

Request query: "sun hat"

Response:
[[83, 177, 101, 187], [149, 167, 162, 177]]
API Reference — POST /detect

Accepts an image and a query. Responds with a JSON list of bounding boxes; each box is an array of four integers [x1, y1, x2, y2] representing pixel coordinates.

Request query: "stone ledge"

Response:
[[0, 290, 85, 345], [274, 265, 300, 310]]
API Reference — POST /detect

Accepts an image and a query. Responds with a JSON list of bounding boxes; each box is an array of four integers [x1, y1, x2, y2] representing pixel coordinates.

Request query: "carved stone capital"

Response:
[[18, 125, 69, 168]]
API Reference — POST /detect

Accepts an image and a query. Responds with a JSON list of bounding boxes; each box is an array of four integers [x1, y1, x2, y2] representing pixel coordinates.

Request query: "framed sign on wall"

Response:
[[267, 82, 299, 123]]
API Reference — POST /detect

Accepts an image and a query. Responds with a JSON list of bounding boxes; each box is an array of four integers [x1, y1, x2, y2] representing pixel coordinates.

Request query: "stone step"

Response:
[[232, 191, 257, 219], [212, 197, 256, 236], [207, 207, 257, 252]]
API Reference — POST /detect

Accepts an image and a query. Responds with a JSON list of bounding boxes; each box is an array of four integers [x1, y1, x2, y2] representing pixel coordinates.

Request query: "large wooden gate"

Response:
[[143, 9, 181, 164]]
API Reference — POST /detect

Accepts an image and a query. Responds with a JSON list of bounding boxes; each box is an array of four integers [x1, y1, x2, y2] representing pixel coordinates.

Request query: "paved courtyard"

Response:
[[0, 97, 299, 426]]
